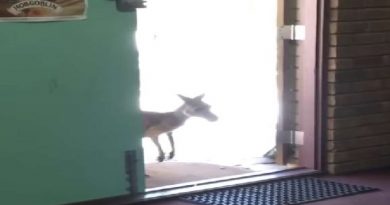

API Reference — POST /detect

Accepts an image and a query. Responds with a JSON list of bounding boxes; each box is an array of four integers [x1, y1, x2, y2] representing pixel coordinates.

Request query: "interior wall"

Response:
[[0, 2, 143, 205], [326, 0, 390, 173]]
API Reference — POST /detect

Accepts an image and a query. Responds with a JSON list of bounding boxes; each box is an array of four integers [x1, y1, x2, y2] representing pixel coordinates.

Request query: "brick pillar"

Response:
[[327, 0, 390, 173]]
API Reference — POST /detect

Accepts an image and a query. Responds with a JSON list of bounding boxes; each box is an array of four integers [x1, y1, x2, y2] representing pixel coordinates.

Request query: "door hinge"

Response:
[[277, 130, 304, 145], [278, 25, 305, 40]]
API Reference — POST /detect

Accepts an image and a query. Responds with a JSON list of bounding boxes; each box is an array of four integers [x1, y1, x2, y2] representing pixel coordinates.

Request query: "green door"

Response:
[[0, 2, 144, 204]]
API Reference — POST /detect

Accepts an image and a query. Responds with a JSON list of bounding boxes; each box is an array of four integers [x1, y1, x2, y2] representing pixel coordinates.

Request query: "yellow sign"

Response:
[[0, 0, 87, 21]]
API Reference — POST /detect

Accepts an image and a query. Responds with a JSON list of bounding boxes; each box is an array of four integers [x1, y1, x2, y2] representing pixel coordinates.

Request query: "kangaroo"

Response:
[[142, 94, 218, 162]]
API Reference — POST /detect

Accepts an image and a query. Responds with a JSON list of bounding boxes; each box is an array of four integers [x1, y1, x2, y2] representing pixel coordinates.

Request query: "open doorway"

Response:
[[137, 0, 292, 189]]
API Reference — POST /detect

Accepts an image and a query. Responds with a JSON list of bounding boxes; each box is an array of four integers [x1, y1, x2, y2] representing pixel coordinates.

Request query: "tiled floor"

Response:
[[145, 162, 251, 188], [145, 160, 288, 188], [138, 167, 390, 205]]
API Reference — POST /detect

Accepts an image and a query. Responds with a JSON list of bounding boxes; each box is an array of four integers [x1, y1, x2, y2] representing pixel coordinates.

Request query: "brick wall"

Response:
[[327, 0, 390, 173]]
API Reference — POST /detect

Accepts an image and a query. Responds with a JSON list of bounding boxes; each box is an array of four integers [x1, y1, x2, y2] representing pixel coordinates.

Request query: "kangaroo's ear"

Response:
[[194, 94, 205, 100], [178, 94, 191, 102]]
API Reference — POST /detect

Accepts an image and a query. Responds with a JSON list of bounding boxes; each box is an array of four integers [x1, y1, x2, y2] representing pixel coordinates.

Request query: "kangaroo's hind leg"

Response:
[[167, 132, 175, 160], [150, 136, 165, 162]]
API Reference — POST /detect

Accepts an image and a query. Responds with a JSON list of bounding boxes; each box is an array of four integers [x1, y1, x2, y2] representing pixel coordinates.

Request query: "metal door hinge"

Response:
[[277, 130, 304, 145], [278, 25, 305, 40]]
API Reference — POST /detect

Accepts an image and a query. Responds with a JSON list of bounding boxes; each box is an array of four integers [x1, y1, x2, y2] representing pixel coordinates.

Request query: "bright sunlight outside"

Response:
[[136, 0, 278, 166]]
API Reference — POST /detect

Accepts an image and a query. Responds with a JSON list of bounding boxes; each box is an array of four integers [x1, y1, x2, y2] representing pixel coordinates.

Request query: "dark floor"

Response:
[[139, 167, 390, 205]]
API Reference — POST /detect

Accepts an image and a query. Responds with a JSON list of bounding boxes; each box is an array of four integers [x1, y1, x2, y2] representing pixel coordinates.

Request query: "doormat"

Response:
[[179, 177, 379, 205]]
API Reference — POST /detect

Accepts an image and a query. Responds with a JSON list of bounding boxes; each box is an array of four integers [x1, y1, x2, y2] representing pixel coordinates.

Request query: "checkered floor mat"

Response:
[[180, 177, 378, 205]]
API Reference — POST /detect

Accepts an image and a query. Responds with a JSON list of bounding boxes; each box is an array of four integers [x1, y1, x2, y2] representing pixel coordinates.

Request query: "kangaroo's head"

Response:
[[178, 94, 218, 121]]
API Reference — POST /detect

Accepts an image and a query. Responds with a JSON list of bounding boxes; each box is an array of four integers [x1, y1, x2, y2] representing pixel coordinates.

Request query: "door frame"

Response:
[[276, 0, 328, 171], [68, 0, 329, 203], [315, 0, 329, 171]]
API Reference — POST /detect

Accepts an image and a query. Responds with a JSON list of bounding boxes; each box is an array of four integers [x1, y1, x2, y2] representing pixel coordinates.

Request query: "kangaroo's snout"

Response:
[[206, 112, 218, 122]]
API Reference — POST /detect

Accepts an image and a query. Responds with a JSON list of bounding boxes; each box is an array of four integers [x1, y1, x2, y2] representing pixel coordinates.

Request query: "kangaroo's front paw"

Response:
[[157, 155, 165, 162], [168, 151, 175, 160]]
